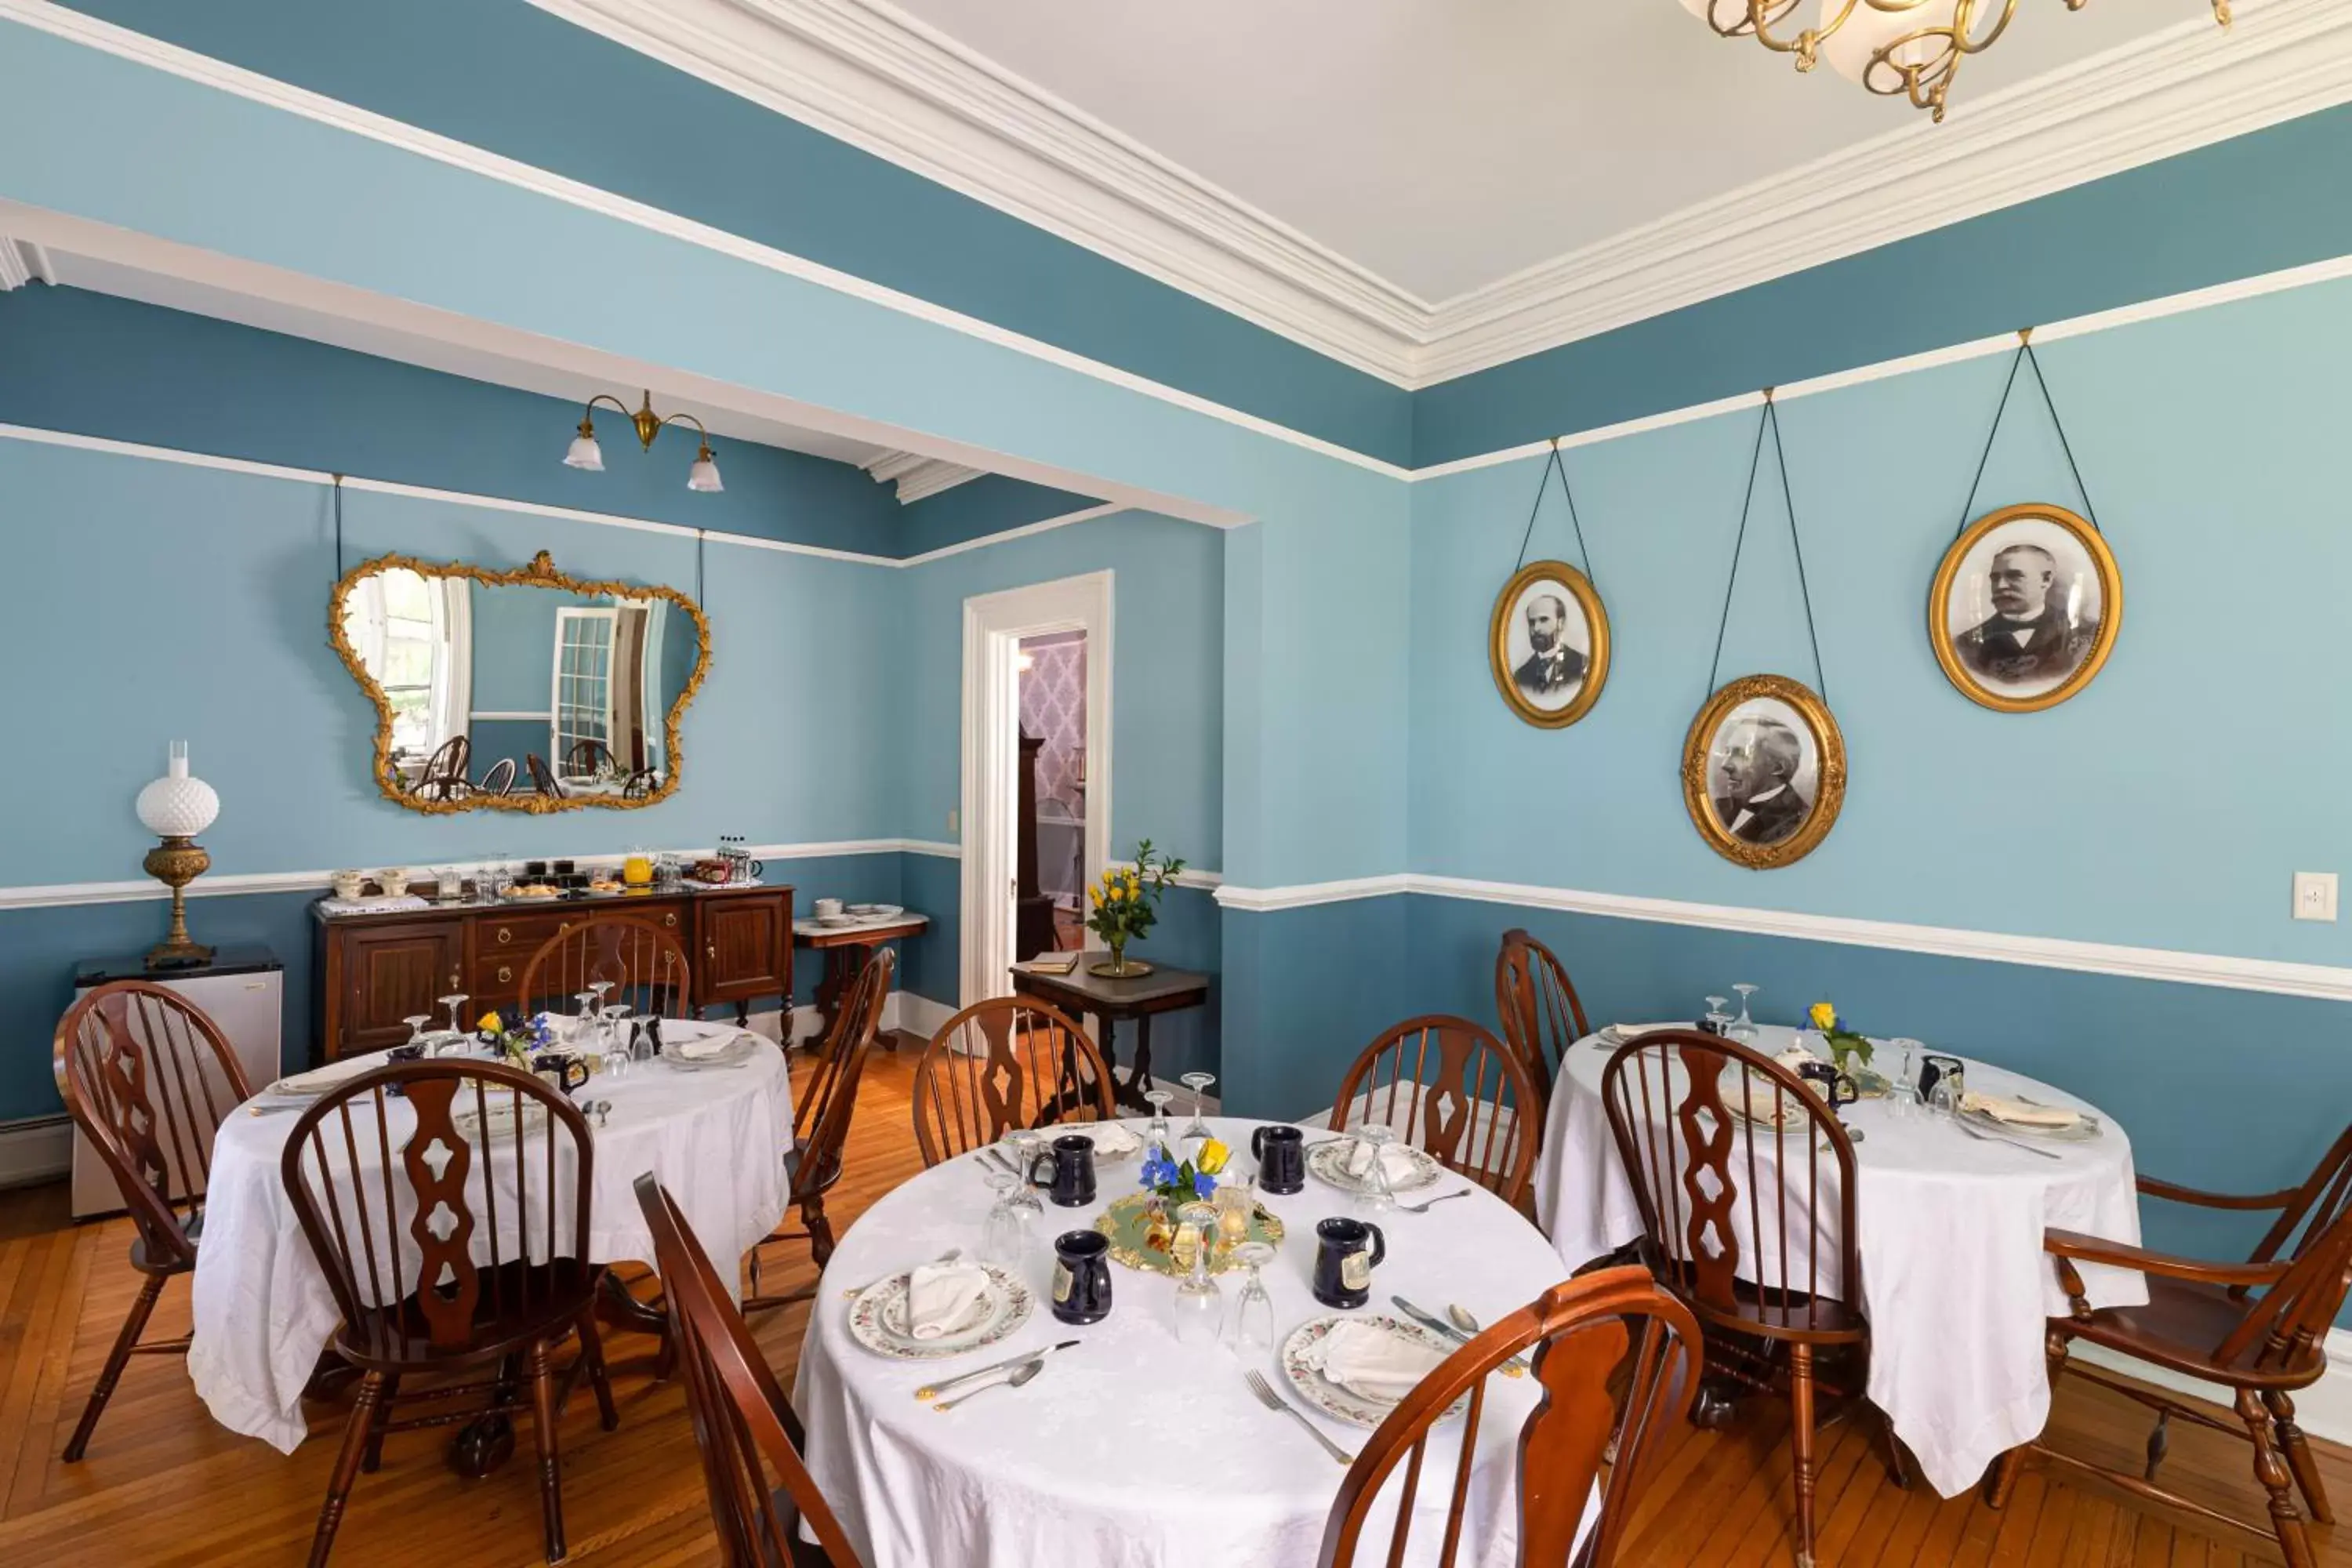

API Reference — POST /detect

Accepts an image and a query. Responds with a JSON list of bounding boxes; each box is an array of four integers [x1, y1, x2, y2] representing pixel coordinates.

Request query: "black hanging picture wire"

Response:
[[1512, 437, 1599, 584], [332, 472, 346, 584], [695, 527, 707, 608], [1705, 390, 1828, 703], [1955, 327, 2101, 536]]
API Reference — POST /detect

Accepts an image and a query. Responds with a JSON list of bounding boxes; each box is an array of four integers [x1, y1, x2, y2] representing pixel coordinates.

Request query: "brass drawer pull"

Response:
[[706, 943, 717, 961], [497, 927, 513, 945], [497, 965, 512, 985], [663, 912, 678, 928]]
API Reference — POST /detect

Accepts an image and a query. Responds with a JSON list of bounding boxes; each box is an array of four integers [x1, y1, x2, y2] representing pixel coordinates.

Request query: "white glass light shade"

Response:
[[564, 433, 605, 472], [1819, 0, 1984, 88], [136, 741, 220, 838], [686, 448, 724, 493]]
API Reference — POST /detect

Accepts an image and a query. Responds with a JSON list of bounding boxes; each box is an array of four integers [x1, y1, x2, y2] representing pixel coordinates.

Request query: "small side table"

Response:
[[1010, 956, 1210, 1113], [793, 914, 929, 1049]]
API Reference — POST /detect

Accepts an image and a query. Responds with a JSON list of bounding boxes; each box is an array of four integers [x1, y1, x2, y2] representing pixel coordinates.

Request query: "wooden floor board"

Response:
[[1, 1033, 2343, 1565]]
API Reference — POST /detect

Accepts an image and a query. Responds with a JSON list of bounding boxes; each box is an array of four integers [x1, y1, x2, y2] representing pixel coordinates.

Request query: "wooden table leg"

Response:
[[1109, 1012, 1157, 1114], [811, 945, 858, 1052]]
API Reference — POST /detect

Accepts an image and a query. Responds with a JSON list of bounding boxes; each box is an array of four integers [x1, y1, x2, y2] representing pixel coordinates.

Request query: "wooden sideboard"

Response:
[[311, 884, 793, 1063]]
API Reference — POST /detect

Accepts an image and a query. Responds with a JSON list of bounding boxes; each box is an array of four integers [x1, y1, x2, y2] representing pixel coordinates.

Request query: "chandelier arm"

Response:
[[658, 412, 712, 441], [581, 392, 634, 424], [1751, 0, 1856, 61]]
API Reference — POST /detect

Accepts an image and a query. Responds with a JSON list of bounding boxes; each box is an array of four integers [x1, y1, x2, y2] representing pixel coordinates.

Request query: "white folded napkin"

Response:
[[271, 1054, 387, 1094], [1340, 1136, 1425, 1185], [1311, 1320, 1449, 1403], [905, 1256, 992, 1340], [1961, 1091, 2079, 1129], [1081, 1123, 1142, 1156], [671, 1030, 741, 1062]]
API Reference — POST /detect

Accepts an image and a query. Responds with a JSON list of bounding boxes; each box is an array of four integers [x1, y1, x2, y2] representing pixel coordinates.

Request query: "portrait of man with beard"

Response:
[[1512, 590, 1587, 702], [1954, 542, 2099, 687]]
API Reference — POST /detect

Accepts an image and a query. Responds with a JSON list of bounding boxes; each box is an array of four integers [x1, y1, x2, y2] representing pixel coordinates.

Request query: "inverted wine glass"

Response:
[[1179, 1071, 1216, 1142]]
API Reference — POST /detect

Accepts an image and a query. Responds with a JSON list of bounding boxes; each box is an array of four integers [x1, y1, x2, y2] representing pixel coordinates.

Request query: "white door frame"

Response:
[[959, 571, 1112, 1007]]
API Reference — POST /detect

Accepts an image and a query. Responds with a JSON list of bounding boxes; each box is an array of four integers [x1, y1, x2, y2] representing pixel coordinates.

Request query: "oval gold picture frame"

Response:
[[328, 549, 711, 816], [1929, 502, 2121, 714], [1489, 560, 1611, 729], [1681, 673, 1846, 870]]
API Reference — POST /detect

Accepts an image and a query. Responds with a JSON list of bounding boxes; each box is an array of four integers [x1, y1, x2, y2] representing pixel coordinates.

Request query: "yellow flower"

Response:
[[477, 1010, 503, 1035], [1090, 886, 1105, 906], [1196, 1138, 1229, 1175], [1808, 1001, 1837, 1032]]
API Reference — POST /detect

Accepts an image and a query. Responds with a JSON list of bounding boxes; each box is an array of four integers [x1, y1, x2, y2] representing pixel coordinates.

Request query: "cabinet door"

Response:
[[695, 894, 790, 1005], [337, 922, 464, 1055]]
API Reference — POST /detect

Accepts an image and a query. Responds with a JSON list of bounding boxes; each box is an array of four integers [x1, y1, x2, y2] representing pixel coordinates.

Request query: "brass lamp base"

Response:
[[143, 835, 215, 970]]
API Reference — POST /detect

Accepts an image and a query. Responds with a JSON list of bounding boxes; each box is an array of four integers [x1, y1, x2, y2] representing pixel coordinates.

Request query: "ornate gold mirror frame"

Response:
[[328, 549, 711, 815]]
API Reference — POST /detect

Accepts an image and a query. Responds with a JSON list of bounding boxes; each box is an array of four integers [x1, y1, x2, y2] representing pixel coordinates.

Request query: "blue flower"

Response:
[[1140, 1156, 1173, 1189], [1193, 1171, 1217, 1199]]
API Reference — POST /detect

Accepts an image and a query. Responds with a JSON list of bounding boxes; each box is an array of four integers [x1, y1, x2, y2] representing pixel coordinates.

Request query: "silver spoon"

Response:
[[933, 1358, 1043, 1411], [1445, 1303, 1531, 1377]]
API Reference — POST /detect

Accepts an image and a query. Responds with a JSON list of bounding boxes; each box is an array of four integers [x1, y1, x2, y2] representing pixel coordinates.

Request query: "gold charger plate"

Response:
[[1093, 1192, 1285, 1276]]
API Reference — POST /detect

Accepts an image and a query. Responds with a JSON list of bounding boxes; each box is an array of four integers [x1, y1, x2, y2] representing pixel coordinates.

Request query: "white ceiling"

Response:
[[882, 0, 2213, 305]]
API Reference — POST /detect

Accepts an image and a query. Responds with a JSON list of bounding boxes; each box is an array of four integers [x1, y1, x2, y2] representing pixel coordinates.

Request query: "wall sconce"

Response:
[[563, 388, 724, 492]]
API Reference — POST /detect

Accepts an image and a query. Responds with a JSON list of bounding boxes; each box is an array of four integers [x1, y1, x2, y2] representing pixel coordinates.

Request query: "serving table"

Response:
[[795, 1116, 1587, 1568], [793, 912, 930, 1047], [1008, 959, 1210, 1112], [188, 1021, 792, 1456], [1535, 1023, 2147, 1497]]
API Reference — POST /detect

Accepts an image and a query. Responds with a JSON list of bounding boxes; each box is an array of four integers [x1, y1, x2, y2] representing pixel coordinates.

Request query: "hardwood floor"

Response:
[[0, 1040, 2342, 1566]]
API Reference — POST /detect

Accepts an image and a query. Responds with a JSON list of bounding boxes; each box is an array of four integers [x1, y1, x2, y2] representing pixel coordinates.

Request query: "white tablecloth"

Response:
[[188, 1022, 793, 1452], [1534, 1024, 2146, 1497], [796, 1117, 1593, 1568]]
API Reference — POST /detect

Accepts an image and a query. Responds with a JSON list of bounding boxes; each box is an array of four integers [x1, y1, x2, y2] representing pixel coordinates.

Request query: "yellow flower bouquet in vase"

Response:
[[1084, 839, 1185, 978]]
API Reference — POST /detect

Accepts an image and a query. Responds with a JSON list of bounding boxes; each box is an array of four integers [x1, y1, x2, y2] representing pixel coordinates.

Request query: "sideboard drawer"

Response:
[[470, 910, 579, 963]]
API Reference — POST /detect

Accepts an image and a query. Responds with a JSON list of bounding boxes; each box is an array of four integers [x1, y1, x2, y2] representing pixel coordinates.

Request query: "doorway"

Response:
[[960, 572, 1112, 1007]]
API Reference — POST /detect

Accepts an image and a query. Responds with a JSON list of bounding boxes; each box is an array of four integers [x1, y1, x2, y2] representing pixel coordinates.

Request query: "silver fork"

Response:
[[1245, 1370, 1356, 1465], [1396, 1189, 1469, 1216]]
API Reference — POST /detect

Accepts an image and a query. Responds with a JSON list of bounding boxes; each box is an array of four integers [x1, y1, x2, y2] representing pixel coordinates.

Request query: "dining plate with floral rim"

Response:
[[1279, 1315, 1468, 1429], [1307, 1138, 1443, 1196], [847, 1265, 1035, 1361]]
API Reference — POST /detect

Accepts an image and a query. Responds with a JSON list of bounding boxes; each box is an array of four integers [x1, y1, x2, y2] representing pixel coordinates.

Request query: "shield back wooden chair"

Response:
[[479, 756, 519, 797], [637, 1174, 864, 1566], [910, 996, 1112, 1167], [416, 735, 472, 801], [517, 913, 695, 1025], [745, 947, 893, 1310], [51, 981, 255, 1461], [1327, 1014, 1544, 1207], [1599, 1028, 1897, 1568], [524, 752, 564, 798], [281, 1058, 619, 1566], [1318, 1265, 1703, 1568], [1987, 1121, 2352, 1568], [1494, 927, 1589, 1106]]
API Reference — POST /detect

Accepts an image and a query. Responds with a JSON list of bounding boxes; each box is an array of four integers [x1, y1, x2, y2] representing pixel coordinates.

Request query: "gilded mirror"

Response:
[[330, 550, 710, 815]]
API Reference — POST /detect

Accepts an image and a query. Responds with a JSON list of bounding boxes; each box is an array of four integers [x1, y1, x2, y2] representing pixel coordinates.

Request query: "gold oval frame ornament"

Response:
[[1681, 673, 1846, 870], [1929, 503, 2121, 714], [328, 550, 712, 816], [1489, 560, 1611, 729]]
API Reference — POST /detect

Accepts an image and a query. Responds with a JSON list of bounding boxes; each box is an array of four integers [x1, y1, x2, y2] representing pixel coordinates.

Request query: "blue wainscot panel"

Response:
[[1220, 897, 1410, 1122]]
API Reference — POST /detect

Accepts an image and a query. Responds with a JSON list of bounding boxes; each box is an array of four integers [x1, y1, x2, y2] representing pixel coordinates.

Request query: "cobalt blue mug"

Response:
[[1051, 1231, 1112, 1324], [1034, 1134, 1097, 1207], [1252, 1124, 1306, 1195], [1312, 1216, 1386, 1309]]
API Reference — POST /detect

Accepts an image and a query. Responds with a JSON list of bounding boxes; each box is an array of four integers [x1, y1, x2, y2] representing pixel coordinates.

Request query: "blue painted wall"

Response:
[[57, 0, 1410, 466], [0, 285, 906, 551], [1410, 270, 2352, 970]]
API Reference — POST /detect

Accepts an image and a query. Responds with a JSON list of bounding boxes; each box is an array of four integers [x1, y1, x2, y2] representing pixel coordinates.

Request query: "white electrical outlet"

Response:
[[2293, 871, 2338, 922]]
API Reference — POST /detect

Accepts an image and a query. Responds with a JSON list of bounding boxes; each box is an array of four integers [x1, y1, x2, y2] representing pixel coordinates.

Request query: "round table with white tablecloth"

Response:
[[187, 1020, 793, 1453], [794, 1117, 1594, 1568], [1534, 1023, 2147, 1497]]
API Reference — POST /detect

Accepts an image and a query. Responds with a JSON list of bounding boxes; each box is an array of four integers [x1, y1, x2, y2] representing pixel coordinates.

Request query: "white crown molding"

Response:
[[862, 448, 982, 503], [532, 0, 2352, 391], [0, 838, 950, 910], [0, 234, 55, 290], [1213, 870, 2352, 1004]]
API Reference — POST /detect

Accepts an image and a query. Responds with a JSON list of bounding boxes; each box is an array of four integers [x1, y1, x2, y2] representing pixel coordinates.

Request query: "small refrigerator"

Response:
[[69, 946, 285, 1221]]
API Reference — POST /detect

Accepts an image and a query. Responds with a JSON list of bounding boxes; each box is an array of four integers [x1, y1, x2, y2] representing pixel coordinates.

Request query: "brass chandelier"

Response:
[[1678, 0, 2233, 122]]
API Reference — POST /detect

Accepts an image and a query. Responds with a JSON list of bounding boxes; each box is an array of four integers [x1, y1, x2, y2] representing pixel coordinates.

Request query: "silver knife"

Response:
[[1392, 1296, 1527, 1377], [915, 1339, 1080, 1401]]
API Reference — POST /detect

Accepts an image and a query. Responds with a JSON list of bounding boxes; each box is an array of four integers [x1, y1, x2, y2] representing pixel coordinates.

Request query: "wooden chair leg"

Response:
[[2264, 1388, 2334, 1524], [61, 1272, 168, 1461], [1878, 1407, 1913, 1490], [527, 1341, 568, 1563], [1988, 1327, 2069, 1508], [1788, 1343, 1817, 1568], [2238, 1387, 2315, 1568], [575, 1309, 619, 1432], [361, 1372, 401, 1473], [307, 1370, 386, 1568], [803, 1196, 837, 1269]]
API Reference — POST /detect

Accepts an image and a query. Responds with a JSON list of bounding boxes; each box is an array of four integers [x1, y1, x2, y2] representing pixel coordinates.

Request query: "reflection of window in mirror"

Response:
[[342, 568, 471, 778], [553, 606, 619, 784]]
